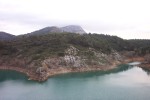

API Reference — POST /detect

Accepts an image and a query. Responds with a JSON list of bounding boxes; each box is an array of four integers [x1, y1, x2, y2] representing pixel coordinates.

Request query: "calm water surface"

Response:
[[0, 63, 150, 100]]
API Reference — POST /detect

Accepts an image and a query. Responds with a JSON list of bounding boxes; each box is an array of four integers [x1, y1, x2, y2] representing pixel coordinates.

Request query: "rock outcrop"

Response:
[[33, 46, 124, 80], [61, 25, 86, 34]]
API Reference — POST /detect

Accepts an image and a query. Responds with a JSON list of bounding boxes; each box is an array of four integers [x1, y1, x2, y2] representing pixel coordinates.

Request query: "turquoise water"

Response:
[[0, 64, 150, 100]]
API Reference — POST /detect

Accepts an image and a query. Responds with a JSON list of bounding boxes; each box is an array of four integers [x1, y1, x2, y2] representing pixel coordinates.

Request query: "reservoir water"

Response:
[[0, 63, 150, 100]]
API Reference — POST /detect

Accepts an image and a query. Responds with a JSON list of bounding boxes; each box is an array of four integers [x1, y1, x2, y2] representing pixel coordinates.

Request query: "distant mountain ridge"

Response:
[[0, 32, 15, 41], [0, 25, 86, 40], [28, 25, 86, 35]]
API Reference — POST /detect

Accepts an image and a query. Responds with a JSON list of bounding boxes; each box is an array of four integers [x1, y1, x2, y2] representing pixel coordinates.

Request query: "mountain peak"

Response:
[[61, 25, 86, 34], [28, 25, 86, 35]]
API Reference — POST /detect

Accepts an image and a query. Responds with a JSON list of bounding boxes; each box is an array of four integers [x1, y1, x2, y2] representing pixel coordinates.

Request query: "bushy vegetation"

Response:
[[0, 33, 150, 61], [127, 39, 150, 55]]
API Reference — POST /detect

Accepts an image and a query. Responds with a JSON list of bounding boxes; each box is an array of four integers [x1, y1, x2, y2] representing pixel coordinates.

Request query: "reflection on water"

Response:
[[53, 64, 131, 79], [1, 64, 150, 100], [141, 68, 150, 76], [128, 62, 141, 66], [0, 70, 27, 82], [108, 66, 150, 87]]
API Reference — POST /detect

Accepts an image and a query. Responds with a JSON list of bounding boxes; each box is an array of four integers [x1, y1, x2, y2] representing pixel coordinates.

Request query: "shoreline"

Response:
[[0, 66, 42, 81], [0, 57, 145, 82], [0, 63, 120, 82], [0, 64, 118, 82]]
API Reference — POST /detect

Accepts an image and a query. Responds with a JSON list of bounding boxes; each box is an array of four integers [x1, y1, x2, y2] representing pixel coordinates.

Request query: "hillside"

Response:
[[0, 32, 150, 81], [0, 32, 15, 41], [27, 26, 63, 35]]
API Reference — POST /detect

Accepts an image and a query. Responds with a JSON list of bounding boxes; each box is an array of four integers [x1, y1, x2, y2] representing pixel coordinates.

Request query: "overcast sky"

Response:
[[0, 0, 150, 39]]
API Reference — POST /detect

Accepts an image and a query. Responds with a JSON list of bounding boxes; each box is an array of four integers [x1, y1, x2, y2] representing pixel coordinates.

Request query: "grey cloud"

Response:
[[1, 12, 58, 28]]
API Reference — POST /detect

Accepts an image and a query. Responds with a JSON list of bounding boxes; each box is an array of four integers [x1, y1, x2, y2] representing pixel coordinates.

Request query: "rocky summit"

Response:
[[28, 25, 86, 35], [61, 25, 86, 34]]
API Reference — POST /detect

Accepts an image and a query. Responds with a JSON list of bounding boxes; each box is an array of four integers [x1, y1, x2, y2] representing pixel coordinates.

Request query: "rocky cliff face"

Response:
[[40, 46, 123, 68], [61, 25, 86, 34], [35, 46, 123, 78]]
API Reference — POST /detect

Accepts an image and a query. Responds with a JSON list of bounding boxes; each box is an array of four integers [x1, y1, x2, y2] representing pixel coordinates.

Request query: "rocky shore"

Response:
[[0, 63, 119, 82], [0, 57, 143, 82]]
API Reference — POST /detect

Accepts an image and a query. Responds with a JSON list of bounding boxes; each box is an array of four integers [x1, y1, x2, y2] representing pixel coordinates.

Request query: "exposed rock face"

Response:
[[111, 50, 123, 61], [0, 31, 15, 40], [33, 46, 124, 81], [27, 25, 86, 35], [64, 55, 85, 67], [61, 25, 86, 34], [63, 46, 86, 67], [40, 46, 123, 69]]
